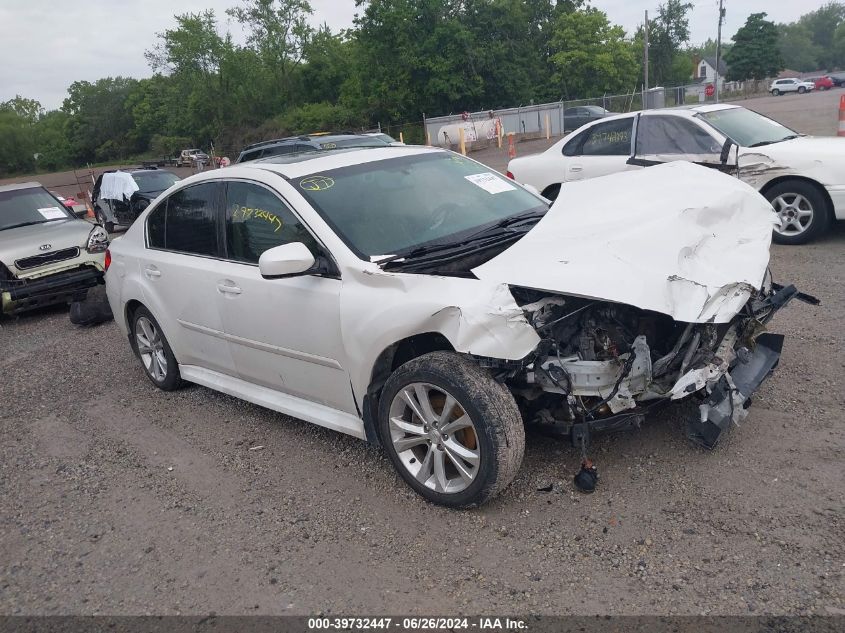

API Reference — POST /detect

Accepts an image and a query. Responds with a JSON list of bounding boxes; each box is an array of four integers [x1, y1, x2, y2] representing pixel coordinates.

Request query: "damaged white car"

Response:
[[105, 147, 813, 507], [507, 104, 845, 244]]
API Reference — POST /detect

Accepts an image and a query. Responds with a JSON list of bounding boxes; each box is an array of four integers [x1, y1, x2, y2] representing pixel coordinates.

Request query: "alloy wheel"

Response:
[[135, 316, 168, 382], [772, 193, 814, 236], [388, 383, 481, 494]]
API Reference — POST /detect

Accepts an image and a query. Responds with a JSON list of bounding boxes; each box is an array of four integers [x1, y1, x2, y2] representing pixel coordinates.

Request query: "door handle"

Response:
[[569, 165, 583, 173], [216, 281, 242, 295], [143, 266, 161, 279]]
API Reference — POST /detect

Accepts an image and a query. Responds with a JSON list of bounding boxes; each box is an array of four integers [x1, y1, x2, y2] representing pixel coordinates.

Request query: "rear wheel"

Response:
[[378, 351, 524, 508], [130, 306, 183, 391], [765, 180, 831, 245], [771, 89, 780, 96]]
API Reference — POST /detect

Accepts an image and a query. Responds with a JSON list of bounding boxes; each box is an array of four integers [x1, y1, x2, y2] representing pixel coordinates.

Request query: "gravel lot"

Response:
[[1, 92, 844, 617]]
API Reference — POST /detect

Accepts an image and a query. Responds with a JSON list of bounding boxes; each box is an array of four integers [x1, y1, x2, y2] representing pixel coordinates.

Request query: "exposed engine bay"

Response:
[[493, 279, 818, 449]]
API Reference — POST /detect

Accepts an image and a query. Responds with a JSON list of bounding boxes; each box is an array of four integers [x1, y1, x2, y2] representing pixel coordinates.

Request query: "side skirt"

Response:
[[178, 364, 366, 440]]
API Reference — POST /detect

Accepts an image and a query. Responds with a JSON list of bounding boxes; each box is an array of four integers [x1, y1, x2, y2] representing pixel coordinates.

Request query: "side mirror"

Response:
[[720, 138, 736, 165], [258, 242, 316, 278]]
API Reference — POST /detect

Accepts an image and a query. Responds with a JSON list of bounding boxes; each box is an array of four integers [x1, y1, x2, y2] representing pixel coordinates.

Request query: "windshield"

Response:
[[698, 108, 798, 147], [296, 152, 547, 258], [132, 171, 180, 192], [0, 187, 72, 231]]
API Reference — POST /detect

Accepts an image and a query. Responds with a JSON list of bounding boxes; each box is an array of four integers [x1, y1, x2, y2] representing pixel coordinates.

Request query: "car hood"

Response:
[[0, 219, 92, 267], [473, 161, 776, 324]]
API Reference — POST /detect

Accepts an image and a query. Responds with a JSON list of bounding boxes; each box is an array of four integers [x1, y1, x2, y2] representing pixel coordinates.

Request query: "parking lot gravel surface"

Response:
[[1, 93, 844, 617]]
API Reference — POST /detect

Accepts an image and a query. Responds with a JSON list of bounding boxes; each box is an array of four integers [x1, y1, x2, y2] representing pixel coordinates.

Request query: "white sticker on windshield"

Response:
[[38, 207, 66, 220], [465, 172, 516, 194]]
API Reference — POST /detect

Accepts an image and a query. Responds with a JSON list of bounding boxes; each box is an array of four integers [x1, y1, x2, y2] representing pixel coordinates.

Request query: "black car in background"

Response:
[[828, 72, 845, 87], [235, 134, 389, 163], [562, 106, 611, 132], [92, 168, 180, 233]]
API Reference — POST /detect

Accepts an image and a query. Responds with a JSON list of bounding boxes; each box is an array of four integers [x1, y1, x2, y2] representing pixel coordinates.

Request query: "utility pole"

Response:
[[644, 10, 649, 108], [715, 0, 725, 102]]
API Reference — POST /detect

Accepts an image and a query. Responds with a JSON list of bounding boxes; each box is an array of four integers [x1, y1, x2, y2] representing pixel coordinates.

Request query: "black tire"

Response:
[[541, 183, 561, 201], [798, 86, 806, 94], [764, 180, 831, 245], [771, 89, 780, 96], [378, 351, 525, 508], [129, 306, 183, 391]]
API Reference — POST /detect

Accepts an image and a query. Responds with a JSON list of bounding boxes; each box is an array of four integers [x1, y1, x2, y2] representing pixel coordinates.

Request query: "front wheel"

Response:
[[765, 180, 831, 245], [378, 351, 525, 508], [798, 86, 806, 94]]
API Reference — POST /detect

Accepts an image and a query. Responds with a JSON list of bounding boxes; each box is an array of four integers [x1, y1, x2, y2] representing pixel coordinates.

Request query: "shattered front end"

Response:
[[503, 281, 816, 450]]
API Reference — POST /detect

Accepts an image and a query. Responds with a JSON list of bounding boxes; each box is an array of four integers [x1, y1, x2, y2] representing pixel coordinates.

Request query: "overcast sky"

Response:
[[0, 0, 832, 110]]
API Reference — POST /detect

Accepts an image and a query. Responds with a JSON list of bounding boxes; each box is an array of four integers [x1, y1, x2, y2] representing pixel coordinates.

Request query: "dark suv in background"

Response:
[[92, 168, 180, 233], [235, 134, 389, 163]]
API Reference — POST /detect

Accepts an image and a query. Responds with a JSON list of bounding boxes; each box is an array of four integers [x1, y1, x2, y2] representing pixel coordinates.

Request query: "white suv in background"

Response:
[[770, 78, 815, 95]]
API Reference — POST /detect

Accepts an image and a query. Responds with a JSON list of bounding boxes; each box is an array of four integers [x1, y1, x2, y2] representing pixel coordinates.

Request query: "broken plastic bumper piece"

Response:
[[687, 332, 785, 449]]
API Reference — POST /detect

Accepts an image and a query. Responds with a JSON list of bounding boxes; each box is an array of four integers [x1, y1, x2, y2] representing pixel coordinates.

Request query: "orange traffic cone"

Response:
[[839, 95, 845, 137]]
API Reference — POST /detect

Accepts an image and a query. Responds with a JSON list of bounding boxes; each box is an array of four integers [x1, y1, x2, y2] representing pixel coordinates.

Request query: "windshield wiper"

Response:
[[464, 209, 547, 240], [379, 231, 524, 267], [749, 134, 801, 148], [378, 210, 545, 267]]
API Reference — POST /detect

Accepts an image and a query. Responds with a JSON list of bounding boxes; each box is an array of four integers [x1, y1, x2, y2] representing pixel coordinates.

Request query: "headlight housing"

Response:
[[86, 225, 110, 253]]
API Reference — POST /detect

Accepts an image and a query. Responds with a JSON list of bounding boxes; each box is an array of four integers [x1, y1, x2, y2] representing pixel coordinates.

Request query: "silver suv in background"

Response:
[[0, 182, 108, 314]]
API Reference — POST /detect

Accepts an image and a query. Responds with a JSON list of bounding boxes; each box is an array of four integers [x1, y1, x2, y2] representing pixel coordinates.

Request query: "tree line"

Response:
[[0, 0, 841, 177]]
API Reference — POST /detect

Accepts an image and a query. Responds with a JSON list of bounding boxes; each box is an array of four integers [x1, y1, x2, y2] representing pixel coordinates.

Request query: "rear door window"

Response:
[[565, 118, 633, 156], [146, 182, 220, 256]]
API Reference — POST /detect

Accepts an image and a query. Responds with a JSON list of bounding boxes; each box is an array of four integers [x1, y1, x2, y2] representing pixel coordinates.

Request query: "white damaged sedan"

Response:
[[105, 147, 813, 507]]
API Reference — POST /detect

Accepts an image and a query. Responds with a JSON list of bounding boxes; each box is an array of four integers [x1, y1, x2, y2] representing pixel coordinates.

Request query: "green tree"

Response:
[[353, 0, 483, 122], [649, 0, 694, 86], [33, 110, 72, 171], [797, 1, 845, 69], [62, 77, 138, 163], [725, 13, 784, 81], [549, 7, 637, 99], [835, 21, 845, 67], [227, 0, 314, 108], [0, 108, 35, 175], [778, 23, 823, 71], [301, 26, 356, 104], [146, 11, 239, 146]]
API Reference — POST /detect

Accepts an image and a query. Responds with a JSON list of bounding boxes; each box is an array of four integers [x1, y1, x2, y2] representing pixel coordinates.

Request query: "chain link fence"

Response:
[[422, 79, 776, 152]]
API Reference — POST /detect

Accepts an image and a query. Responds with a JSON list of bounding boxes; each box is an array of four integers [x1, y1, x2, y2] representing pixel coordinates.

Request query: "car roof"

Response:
[[0, 181, 45, 194], [181, 146, 443, 185], [578, 103, 739, 127]]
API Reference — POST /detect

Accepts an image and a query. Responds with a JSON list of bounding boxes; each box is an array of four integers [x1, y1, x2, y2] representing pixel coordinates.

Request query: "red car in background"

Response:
[[813, 76, 834, 90]]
